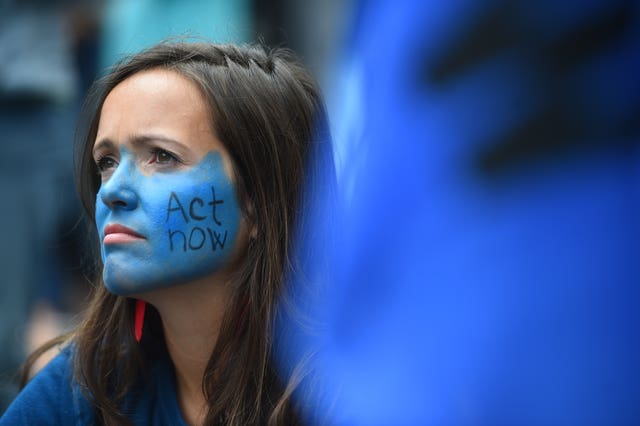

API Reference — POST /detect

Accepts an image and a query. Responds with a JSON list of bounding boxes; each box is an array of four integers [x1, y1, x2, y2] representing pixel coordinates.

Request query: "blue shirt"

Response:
[[0, 347, 187, 425]]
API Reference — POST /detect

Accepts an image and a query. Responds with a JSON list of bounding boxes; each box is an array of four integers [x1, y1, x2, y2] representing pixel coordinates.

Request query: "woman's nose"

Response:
[[99, 160, 139, 210]]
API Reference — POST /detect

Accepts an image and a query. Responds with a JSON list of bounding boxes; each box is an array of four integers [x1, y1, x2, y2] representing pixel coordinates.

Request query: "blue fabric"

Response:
[[0, 347, 187, 425]]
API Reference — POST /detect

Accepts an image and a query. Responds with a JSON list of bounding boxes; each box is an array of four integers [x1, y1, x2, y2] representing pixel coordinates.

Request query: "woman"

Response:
[[1, 41, 334, 425]]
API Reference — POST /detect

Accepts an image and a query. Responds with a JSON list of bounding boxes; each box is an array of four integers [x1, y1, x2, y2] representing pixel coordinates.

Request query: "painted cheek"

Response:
[[98, 152, 242, 295]]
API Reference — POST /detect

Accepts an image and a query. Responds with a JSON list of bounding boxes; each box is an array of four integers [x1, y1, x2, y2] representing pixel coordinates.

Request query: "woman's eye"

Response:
[[96, 156, 117, 172], [151, 149, 177, 165]]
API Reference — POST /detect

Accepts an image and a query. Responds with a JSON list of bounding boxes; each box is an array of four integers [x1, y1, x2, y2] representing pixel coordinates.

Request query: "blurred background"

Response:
[[1, 0, 639, 424]]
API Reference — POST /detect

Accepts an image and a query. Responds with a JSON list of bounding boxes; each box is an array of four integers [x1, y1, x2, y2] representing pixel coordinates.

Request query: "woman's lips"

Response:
[[103, 224, 145, 245]]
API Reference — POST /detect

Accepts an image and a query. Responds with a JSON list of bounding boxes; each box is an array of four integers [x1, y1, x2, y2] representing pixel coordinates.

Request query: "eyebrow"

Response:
[[93, 134, 185, 157], [92, 138, 116, 157]]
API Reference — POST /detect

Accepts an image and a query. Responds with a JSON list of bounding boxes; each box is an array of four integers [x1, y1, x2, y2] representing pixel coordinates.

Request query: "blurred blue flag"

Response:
[[298, 0, 640, 424]]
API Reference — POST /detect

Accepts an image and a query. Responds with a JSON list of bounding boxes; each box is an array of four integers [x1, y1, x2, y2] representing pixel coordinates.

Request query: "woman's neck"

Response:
[[140, 274, 234, 425]]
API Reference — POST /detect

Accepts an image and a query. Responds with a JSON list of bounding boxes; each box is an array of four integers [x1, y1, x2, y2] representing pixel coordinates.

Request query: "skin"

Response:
[[93, 69, 250, 425], [95, 147, 242, 295]]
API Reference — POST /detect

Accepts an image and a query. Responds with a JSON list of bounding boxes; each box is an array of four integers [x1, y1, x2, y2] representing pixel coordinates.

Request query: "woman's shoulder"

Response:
[[0, 345, 94, 425]]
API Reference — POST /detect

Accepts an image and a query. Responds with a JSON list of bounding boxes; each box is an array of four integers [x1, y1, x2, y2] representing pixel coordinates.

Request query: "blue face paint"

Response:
[[95, 148, 242, 295]]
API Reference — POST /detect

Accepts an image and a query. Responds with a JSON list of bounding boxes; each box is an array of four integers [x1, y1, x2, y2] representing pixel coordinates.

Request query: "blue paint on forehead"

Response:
[[95, 148, 242, 295]]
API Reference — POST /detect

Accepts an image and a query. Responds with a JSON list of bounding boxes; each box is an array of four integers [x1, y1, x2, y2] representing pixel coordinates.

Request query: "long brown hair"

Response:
[[27, 41, 334, 425]]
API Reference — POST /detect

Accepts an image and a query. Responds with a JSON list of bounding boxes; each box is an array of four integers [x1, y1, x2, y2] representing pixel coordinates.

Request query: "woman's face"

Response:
[[93, 69, 244, 296]]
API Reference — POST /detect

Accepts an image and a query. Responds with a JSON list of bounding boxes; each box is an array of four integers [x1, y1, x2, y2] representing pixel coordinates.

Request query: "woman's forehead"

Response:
[[95, 69, 221, 155]]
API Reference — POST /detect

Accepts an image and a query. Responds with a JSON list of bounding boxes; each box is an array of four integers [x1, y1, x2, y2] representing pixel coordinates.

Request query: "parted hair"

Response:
[[24, 41, 334, 425]]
